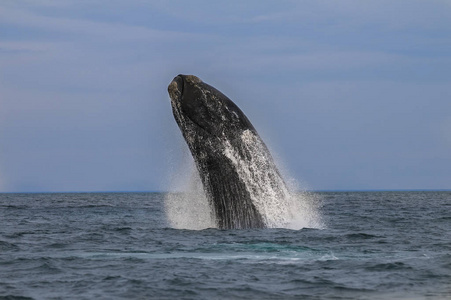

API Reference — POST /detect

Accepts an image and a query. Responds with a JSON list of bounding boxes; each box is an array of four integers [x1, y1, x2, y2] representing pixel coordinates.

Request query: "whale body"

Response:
[[168, 75, 290, 229]]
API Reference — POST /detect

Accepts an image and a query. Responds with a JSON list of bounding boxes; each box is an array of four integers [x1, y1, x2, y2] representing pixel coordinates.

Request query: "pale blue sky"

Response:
[[1, 1, 450, 192]]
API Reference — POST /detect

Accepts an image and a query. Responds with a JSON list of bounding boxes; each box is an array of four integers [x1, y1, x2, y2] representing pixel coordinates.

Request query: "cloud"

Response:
[[248, 0, 451, 30], [0, 41, 52, 54], [0, 3, 207, 42], [210, 50, 405, 72]]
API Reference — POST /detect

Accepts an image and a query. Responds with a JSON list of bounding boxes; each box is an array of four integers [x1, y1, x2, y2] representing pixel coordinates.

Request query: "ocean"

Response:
[[1, 191, 450, 299]]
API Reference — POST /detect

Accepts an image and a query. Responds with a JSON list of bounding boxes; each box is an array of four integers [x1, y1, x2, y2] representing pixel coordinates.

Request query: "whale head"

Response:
[[168, 74, 255, 139]]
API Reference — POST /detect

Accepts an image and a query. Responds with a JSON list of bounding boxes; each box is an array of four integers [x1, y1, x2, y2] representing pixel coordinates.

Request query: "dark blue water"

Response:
[[1, 192, 450, 299]]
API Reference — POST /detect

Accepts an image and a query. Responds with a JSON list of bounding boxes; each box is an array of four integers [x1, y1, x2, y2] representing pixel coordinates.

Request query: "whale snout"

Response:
[[168, 74, 204, 105], [168, 75, 184, 100], [173, 75, 184, 93]]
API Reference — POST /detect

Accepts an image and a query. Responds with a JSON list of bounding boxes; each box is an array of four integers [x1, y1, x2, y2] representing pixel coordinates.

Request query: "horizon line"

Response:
[[1, 189, 450, 194]]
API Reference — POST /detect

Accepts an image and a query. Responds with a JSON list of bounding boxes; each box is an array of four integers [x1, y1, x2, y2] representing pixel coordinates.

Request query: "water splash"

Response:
[[285, 191, 325, 230], [165, 130, 324, 230], [164, 164, 215, 230], [223, 129, 324, 230]]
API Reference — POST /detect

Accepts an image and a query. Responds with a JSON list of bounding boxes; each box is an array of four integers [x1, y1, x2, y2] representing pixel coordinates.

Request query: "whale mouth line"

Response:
[[184, 112, 214, 136]]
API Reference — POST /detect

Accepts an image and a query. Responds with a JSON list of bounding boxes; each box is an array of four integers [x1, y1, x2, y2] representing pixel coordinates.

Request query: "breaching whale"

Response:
[[168, 75, 290, 229]]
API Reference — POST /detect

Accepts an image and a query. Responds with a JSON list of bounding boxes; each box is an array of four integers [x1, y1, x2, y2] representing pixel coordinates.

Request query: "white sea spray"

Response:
[[165, 129, 324, 230]]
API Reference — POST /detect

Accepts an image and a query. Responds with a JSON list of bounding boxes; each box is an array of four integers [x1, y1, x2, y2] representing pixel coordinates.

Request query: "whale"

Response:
[[168, 74, 290, 229]]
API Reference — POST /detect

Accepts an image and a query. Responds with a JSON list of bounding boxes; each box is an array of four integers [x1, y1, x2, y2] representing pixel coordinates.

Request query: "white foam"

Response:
[[79, 251, 333, 264]]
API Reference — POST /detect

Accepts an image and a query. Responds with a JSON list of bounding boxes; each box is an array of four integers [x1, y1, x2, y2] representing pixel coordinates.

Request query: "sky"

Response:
[[1, 0, 450, 192]]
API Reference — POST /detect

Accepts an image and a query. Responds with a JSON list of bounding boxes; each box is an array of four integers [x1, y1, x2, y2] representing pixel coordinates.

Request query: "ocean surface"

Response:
[[0, 191, 450, 299]]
